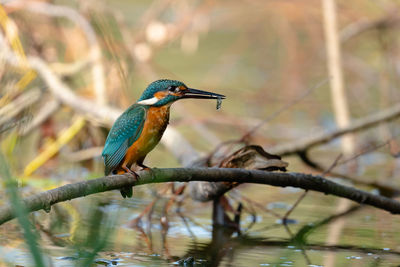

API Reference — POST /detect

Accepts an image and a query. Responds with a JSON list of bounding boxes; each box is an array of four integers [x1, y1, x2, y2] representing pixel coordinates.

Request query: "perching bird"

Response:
[[102, 79, 225, 198]]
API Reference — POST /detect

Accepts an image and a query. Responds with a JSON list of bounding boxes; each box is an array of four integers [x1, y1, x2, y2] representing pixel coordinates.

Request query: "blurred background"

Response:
[[1, 0, 400, 266]]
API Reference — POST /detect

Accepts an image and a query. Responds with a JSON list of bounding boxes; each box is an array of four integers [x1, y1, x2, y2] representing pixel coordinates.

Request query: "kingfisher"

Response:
[[102, 79, 225, 198]]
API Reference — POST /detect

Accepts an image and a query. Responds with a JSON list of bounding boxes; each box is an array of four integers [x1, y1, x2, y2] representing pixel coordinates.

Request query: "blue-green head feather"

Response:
[[139, 79, 186, 101], [138, 79, 186, 107], [136, 79, 225, 107]]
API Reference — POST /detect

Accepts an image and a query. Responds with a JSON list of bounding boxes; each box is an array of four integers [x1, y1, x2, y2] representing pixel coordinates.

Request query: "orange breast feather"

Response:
[[122, 105, 170, 167]]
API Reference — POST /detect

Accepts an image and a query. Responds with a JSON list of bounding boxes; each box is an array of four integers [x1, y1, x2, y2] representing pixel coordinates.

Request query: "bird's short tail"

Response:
[[120, 187, 133, 198]]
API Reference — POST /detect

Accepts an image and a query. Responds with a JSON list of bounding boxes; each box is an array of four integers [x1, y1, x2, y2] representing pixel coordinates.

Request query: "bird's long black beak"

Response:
[[182, 88, 226, 100]]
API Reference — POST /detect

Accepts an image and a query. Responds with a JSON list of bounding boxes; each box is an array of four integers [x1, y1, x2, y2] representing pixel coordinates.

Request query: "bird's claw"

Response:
[[122, 166, 139, 181]]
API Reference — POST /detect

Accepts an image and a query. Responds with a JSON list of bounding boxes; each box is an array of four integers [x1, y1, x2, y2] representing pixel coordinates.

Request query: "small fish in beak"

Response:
[[181, 88, 226, 110]]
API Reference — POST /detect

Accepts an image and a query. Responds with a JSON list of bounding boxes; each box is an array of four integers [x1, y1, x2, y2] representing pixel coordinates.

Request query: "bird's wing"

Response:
[[102, 105, 147, 175]]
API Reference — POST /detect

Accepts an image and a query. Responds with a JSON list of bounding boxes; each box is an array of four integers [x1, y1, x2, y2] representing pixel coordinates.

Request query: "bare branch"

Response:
[[297, 150, 400, 197], [1, 168, 400, 225], [269, 102, 400, 156], [6, 0, 106, 105], [27, 57, 118, 125], [241, 78, 328, 141]]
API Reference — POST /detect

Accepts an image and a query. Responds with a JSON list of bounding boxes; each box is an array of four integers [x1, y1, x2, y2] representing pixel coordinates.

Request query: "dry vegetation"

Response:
[[1, 0, 400, 266]]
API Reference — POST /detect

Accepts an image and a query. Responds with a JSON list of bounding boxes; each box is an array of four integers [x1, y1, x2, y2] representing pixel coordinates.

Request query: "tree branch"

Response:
[[269, 102, 400, 156], [297, 150, 400, 197], [1, 168, 400, 225]]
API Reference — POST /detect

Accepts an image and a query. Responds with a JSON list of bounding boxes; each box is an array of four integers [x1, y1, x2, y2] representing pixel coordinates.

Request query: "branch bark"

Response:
[[1, 168, 400, 225]]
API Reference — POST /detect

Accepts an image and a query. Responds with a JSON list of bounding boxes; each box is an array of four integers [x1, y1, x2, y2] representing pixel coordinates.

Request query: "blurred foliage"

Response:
[[1, 0, 400, 266], [0, 152, 45, 266]]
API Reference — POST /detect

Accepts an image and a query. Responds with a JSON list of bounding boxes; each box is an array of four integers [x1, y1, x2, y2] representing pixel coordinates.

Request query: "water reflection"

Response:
[[181, 224, 400, 267], [4, 187, 400, 266], [185, 225, 238, 266]]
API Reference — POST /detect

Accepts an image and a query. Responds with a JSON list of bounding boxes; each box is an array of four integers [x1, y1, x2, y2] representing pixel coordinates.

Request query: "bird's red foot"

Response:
[[122, 166, 139, 180]]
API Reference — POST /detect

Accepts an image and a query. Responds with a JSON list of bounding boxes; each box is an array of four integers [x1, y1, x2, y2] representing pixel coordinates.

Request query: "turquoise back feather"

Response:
[[102, 104, 147, 175]]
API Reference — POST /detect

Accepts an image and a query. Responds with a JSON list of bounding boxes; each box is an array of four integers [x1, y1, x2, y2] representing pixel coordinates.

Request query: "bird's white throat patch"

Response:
[[137, 97, 159, 105]]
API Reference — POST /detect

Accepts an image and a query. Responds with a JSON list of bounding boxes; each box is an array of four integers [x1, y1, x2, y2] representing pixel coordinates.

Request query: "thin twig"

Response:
[[241, 78, 329, 141], [269, 102, 400, 156], [297, 146, 400, 197], [282, 190, 309, 225], [336, 141, 390, 167], [280, 153, 346, 227]]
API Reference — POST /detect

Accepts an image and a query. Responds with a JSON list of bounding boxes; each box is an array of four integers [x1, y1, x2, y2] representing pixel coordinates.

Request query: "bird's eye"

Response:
[[168, 86, 180, 93]]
